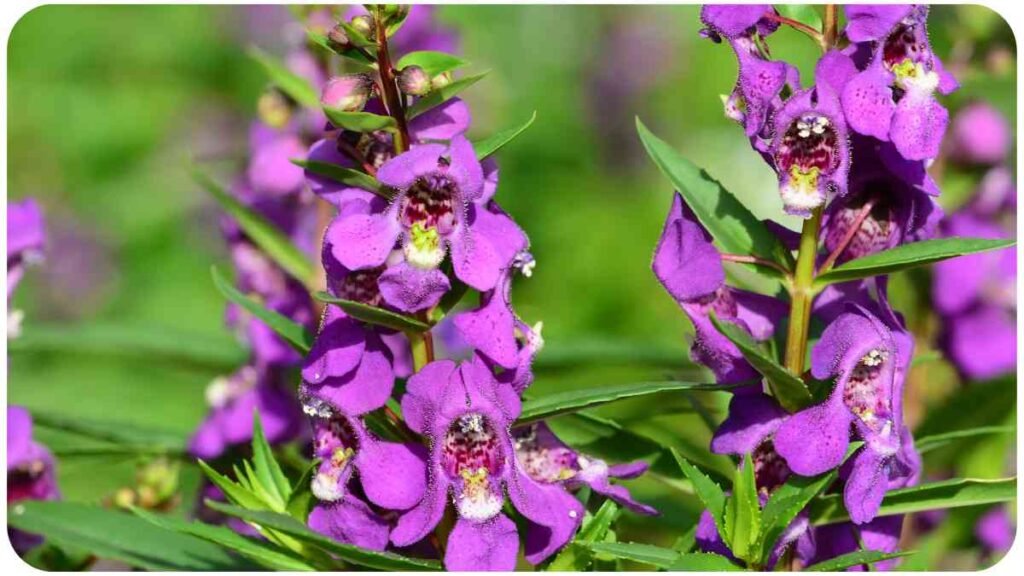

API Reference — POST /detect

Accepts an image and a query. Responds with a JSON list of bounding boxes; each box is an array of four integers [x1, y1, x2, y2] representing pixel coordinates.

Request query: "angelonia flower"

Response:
[[295, 7, 656, 568], [7, 198, 46, 338], [975, 506, 1016, 557], [932, 104, 1016, 381], [7, 406, 61, 554], [948, 102, 1012, 165]]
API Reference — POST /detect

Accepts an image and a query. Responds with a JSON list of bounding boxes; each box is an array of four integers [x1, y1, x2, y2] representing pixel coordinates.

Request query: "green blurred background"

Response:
[[6, 4, 1017, 566]]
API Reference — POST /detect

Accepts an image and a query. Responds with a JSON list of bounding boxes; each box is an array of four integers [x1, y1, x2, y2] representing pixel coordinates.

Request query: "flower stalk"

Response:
[[783, 205, 822, 376], [373, 6, 411, 153]]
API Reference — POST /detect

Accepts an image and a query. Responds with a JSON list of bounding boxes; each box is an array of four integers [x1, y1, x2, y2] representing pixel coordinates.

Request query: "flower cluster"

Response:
[[933, 102, 1016, 381], [653, 4, 971, 568], [293, 5, 657, 569]]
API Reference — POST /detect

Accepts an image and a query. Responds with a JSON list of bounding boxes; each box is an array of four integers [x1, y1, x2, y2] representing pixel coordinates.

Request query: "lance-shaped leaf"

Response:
[[518, 380, 737, 424], [198, 459, 267, 511], [7, 501, 254, 571], [212, 266, 314, 354], [314, 291, 430, 332], [30, 410, 187, 452], [473, 111, 538, 159], [251, 412, 293, 509], [338, 21, 377, 51], [755, 468, 837, 564], [672, 449, 728, 542], [407, 71, 489, 118], [205, 501, 442, 571], [547, 500, 619, 571], [804, 550, 914, 571], [670, 552, 745, 571], [291, 158, 385, 197], [248, 47, 319, 108], [710, 313, 813, 412], [132, 508, 315, 571], [396, 50, 469, 77], [636, 118, 795, 270], [725, 454, 761, 562], [306, 30, 376, 71], [323, 108, 398, 133], [776, 4, 823, 30], [286, 460, 319, 521], [810, 477, 1017, 525], [195, 170, 315, 283], [814, 237, 1015, 287], [585, 542, 680, 569], [915, 425, 1016, 455]]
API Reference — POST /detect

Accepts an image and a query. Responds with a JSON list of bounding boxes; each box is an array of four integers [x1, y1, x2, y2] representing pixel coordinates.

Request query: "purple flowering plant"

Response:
[[6, 4, 1017, 573]]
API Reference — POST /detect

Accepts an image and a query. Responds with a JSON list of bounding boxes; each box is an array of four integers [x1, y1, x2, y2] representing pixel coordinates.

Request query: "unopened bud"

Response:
[[327, 24, 350, 50], [321, 74, 374, 112], [431, 71, 453, 91], [398, 65, 432, 96], [349, 15, 375, 40], [113, 488, 137, 509], [380, 5, 410, 29]]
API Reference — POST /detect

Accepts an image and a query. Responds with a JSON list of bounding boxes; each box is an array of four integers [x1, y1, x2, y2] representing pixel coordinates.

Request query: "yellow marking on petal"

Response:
[[331, 447, 355, 466], [405, 222, 444, 269], [788, 165, 821, 195]]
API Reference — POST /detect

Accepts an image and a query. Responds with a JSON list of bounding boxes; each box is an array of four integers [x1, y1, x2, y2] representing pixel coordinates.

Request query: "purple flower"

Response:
[[327, 135, 511, 297], [652, 192, 787, 383], [840, 5, 958, 160], [301, 396, 427, 551], [821, 135, 942, 264], [391, 356, 582, 570], [976, 505, 1015, 556], [301, 304, 398, 415], [771, 83, 851, 217], [797, 516, 906, 571], [774, 303, 917, 524], [8, 406, 60, 554], [949, 102, 1012, 165], [189, 366, 306, 460], [932, 212, 1016, 380], [513, 422, 657, 516], [7, 198, 45, 337]]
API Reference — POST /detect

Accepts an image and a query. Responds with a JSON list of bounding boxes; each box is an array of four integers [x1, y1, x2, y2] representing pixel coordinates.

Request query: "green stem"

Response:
[[406, 329, 434, 372], [783, 207, 822, 376], [373, 5, 410, 153]]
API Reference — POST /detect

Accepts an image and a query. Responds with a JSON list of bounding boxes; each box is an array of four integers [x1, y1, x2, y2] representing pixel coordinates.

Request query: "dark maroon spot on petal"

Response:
[[331, 266, 385, 307], [442, 413, 505, 479], [513, 425, 579, 483], [824, 194, 898, 263], [776, 114, 840, 175], [399, 174, 458, 235], [752, 440, 790, 495]]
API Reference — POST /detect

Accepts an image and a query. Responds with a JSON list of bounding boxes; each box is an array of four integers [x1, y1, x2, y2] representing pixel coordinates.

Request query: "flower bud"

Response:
[[327, 24, 350, 51], [379, 5, 410, 29], [349, 15, 375, 40], [321, 74, 374, 113], [398, 65, 432, 96], [257, 89, 292, 129], [431, 71, 453, 91]]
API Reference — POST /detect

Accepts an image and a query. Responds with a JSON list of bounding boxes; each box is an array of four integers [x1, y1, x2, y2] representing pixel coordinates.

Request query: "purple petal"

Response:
[[248, 134, 307, 196], [843, 5, 912, 42], [607, 461, 649, 480], [302, 311, 367, 384], [308, 495, 390, 551], [446, 136, 485, 202], [453, 288, 518, 369], [307, 338, 394, 416], [377, 144, 446, 190], [843, 447, 889, 524], [402, 359, 458, 433], [711, 392, 787, 456], [378, 262, 451, 313], [445, 514, 519, 571], [891, 94, 949, 160], [390, 464, 449, 547], [652, 192, 725, 303], [327, 210, 401, 270], [7, 199, 45, 259], [451, 222, 502, 292], [469, 202, 529, 270], [357, 440, 429, 511], [774, 390, 853, 476], [841, 65, 896, 141], [523, 485, 584, 564], [409, 98, 472, 142]]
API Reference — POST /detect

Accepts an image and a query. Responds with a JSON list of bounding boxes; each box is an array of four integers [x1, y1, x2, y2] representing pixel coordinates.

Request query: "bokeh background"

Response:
[[7, 4, 1017, 569]]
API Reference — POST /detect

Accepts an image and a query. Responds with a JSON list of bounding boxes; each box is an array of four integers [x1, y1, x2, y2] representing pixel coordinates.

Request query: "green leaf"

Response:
[[338, 21, 377, 51], [725, 454, 761, 562], [251, 411, 292, 509], [212, 266, 314, 353], [548, 500, 619, 571], [914, 375, 1015, 438], [248, 46, 319, 108], [305, 30, 376, 71], [198, 459, 268, 511], [205, 501, 442, 571], [30, 409, 187, 452], [810, 477, 1017, 525], [132, 508, 315, 571], [195, 169, 315, 283], [396, 50, 469, 77], [286, 460, 319, 521], [518, 380, 735, 424], [407, 71, 489, 118], [9, 322, 245, 370], [805, 549, 914, 571], [472, 111, 538, 159], [323, 107, 397, 133], [756, 469, 837, 563], [314, 291, 430, 332], [7, 501, 253, 571], [636, 117, 794, 269], [291, 158, 384, 196], [915, 425, 1016, 455], [775, 4, 823, 31], [670, 552, 745, 571], [710, 313, 813, 412], [534, 338, 701, 372], [672, 449, 728, 542], [585, 542, 679, 569], [814, 237, 1015, 287]]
